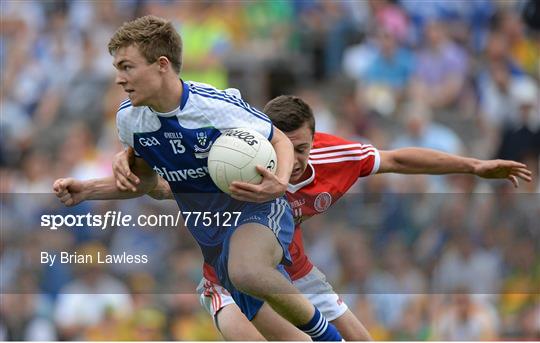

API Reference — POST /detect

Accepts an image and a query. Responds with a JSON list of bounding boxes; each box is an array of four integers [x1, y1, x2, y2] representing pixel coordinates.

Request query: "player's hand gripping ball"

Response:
[[208, 128, 277, 194]]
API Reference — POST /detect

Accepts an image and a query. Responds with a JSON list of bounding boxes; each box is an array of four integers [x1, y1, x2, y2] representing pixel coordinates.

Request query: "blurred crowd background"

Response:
[[1, 0, 539, 341]]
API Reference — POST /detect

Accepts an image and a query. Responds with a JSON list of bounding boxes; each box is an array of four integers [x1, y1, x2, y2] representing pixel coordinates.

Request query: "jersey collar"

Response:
[[149, 79, 190, 116], [180, 79, 189, 110], [287, 162, 315, 194]]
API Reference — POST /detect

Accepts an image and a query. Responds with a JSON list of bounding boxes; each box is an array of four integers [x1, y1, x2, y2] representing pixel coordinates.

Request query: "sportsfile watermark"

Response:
[[40, 211, 242, 230], [2, 193, 539, 295]]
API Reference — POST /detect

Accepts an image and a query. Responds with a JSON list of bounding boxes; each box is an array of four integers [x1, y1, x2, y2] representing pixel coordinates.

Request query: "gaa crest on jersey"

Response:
[[314, 192, 332, 212], [196, 131, 208, 146], [194, 131, 212, 159]]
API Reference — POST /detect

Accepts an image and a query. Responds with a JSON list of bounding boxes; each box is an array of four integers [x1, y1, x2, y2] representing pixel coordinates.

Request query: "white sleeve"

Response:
[[189, 84, 274, 140], [116, 106, 145, 157], [116, 107, 134, 149], [213, 99, 273, 140]]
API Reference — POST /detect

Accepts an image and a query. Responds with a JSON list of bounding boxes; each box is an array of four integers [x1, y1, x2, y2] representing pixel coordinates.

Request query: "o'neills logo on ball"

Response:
[[224, 129, 259, 146], [314, 192, 332, 212]]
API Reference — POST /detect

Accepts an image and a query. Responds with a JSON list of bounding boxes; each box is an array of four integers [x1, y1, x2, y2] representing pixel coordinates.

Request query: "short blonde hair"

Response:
[[108, 15, 182, 73]]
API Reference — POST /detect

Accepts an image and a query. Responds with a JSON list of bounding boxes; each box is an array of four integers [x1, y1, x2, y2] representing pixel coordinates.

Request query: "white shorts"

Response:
[[196, 266, 348, 322]]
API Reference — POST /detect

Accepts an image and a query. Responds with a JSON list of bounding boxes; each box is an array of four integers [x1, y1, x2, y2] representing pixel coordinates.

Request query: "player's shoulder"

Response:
[[186, 81, 243, 109], [309, 132, 377, 166], [190, 81, 242, 97], [115, 98, 153, 138], [312, 132, 365, 150], [185, 80, 270, 126], [116, 98, 144, 120]]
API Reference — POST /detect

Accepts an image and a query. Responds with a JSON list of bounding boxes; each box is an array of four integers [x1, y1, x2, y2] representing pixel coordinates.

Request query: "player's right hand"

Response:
[[229, 165, 287, 203], [53, 178, 86, 206], [473, 159, 532, 188], [112, 147, 139, 192]]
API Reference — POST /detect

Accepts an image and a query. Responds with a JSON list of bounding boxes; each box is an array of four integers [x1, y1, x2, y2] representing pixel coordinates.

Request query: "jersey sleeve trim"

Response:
[[268, 124, 274, 141], [370, 149, 380, 175], [189, 84, 271, 124]]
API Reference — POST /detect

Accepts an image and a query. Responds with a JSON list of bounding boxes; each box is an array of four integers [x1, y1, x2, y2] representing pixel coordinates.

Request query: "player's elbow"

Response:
[[136, 173, 158, 195], [377, 150, 402, 173]]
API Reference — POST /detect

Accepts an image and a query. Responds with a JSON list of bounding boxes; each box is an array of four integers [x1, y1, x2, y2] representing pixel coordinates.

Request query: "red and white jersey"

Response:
[[202, 132, 379, 283], [285, 132, 380, 280]]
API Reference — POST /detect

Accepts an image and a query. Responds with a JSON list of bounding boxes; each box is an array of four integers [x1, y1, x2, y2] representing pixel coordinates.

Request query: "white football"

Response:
[[208, 128, 277, 194]]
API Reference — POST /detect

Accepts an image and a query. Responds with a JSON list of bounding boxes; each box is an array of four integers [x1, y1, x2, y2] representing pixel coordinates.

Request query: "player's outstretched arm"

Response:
[[112, 148, 173, 200], [230, 126, 294, 202], [378, 148, 532, 187], [54, 157, 158, 206]]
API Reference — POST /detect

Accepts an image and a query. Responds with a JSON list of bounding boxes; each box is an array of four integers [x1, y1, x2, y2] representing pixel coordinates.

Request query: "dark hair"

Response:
[[108, 15, 183, 73], [263, 95, 315, 135]]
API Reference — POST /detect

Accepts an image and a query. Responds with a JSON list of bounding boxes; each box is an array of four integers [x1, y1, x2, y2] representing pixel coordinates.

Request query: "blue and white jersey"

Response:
[[115, 80, 277, 250]]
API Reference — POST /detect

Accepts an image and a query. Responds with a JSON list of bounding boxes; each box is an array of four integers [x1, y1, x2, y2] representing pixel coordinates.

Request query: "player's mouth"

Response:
[[291, 168, 302, 177]]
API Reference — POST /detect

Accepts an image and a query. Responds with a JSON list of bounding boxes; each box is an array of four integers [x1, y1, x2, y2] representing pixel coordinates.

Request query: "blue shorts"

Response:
[[213, 197, 294, 320]]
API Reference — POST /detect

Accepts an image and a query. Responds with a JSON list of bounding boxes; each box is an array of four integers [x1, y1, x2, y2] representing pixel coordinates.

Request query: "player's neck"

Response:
[[148, 77, 183, 113]]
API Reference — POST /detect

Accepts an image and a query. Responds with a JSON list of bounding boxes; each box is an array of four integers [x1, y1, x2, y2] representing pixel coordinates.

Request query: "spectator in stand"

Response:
[[432, 290, 498, 340], [391, 102, 463, 154], [494, 10, 539, 77], [496, 77, 540, 176], [391, 102, 463, 191], [362, 26, 415, 116], [0, 274, 57, 341], [432, 230, 502, 296], [174, 2, 232, 89], [498, 235, 540, 337], [409, 20, 469, 110], [475, 29, 529, 157], [365, 239, 427, 331]]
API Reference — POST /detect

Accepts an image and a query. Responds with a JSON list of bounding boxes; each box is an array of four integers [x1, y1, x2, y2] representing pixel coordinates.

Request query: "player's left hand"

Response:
[[473, 159, 532, 188], [112, 147, 140, 192], [229, 165, 287, 203]]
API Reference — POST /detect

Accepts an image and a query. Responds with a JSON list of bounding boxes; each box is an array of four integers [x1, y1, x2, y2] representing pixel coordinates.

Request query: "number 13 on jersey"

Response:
[[169, 139, 185, 154]]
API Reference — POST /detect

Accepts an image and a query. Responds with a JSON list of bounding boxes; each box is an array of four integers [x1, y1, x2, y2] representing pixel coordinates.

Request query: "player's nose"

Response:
[[115, 73, 127, 85]]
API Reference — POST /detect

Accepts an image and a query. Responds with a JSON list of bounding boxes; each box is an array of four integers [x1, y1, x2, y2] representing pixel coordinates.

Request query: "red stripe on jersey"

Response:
[[310, 143, 365, 153], [309, 146, 376, 159], [309, 152, 377, 164], [203, 281, 211, 296], [214, 284, 221, 312], [211, 284, 220, 314]]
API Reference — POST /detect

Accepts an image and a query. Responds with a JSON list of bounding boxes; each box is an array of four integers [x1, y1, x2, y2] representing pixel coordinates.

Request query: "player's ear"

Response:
[[156, 56, 170, 72]]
